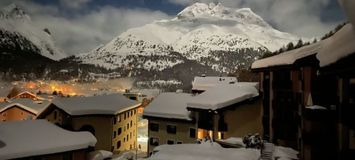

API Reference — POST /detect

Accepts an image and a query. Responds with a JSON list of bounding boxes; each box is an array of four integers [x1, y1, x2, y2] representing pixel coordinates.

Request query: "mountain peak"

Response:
[[0, 3, 31, 21], [176, 2, 270, 27]]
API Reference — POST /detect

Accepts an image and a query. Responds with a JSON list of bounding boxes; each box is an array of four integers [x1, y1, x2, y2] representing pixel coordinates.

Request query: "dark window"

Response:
[[130, 121, 133, 127], [189, 128, 196, 138], [150, 137, 159, 146], [119, 115, 121, 122], [124, 113, 126, 120], [130, 144, 132, 150], [127, 112, 130, 118], [124, 138, 126, 142], [149, 123, 159, 132], [134, 109, 137, 114], [167, 125, 176, 134], [117, 141, 121, 149], [127, 123, 129, 129], [54, 111, 57, 119], [167, 140, 174, 145], [113, 131, 116, 138], [114, 117, 117, 124], [127, 135, 129, 141], [118, 128, 122, 135], [131, 110, 133, 116], [177, 141, 182, 144]]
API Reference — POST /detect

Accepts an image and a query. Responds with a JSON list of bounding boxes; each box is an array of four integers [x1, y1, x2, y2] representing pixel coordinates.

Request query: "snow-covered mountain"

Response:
[[77, 3, 300, 72], [0, 4, 66, 60]]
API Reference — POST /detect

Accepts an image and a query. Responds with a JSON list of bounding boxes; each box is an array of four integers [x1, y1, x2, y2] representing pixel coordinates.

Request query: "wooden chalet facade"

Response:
[[252, 22, 355, 159]]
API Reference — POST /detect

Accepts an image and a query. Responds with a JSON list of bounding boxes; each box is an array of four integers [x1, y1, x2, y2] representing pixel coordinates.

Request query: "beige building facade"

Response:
[[146, 118, 197, 154]]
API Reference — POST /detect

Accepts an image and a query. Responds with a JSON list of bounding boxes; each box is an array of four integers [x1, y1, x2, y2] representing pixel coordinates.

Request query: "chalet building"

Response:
[[143, 92, 197, 155], [251, 3, 355, 158], [187, 84, 262, 141], [0, 99, 51, 122], [0, 120, 96, 160], [37, 94, 141, 154], [11, 91, 45, 100], [192, 76, 238, 93]]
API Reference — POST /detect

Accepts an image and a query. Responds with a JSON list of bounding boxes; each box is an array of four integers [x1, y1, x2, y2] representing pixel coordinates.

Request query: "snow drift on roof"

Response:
[[0, 120, 96, 159], [192, 76, 237, 91], [143, 92, 194, 120], [52, 93, 140, 116], [187, 84, 259, 110], [317, 24, 355, 67], [251, 42, 321, 69]]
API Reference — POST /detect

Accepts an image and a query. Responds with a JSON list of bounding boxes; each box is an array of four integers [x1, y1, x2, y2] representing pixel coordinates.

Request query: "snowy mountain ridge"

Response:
[[0, 4, 66, 60], [77, 2, 301, 72]]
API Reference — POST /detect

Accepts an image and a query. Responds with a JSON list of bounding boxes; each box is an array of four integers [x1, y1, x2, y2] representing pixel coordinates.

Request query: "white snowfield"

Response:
[[0, 120, 96, 159], [143, 92, 194, 120], [149, 142, 260, 160], [0, 4, 67, 60], [149, 141, 299, 160], [187, 84, 259, 110], [52, 93, 140, 116], [78, 2, 300, 70], [192, 76, 237, 91]]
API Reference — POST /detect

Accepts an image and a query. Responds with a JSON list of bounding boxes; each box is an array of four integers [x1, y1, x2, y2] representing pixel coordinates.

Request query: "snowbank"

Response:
[[88, 150, 113, 160], [0, 120, 96, 159]]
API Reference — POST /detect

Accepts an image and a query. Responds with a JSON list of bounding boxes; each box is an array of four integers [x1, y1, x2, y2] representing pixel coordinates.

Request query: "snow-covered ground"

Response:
[[149, 142, 260, 160]]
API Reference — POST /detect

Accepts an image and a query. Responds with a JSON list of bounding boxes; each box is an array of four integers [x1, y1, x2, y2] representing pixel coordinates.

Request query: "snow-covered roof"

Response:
[[187, 84, 259, 110], [192, 76, 238, 91], [52, 93, 140, 116], [143, 92, 194, 120], [252, 42, 321, 69], [150, 142, 260, 160], [0, 99, 51, 115], [0, 120, 96, 159], [317, 24, 355, 67]]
